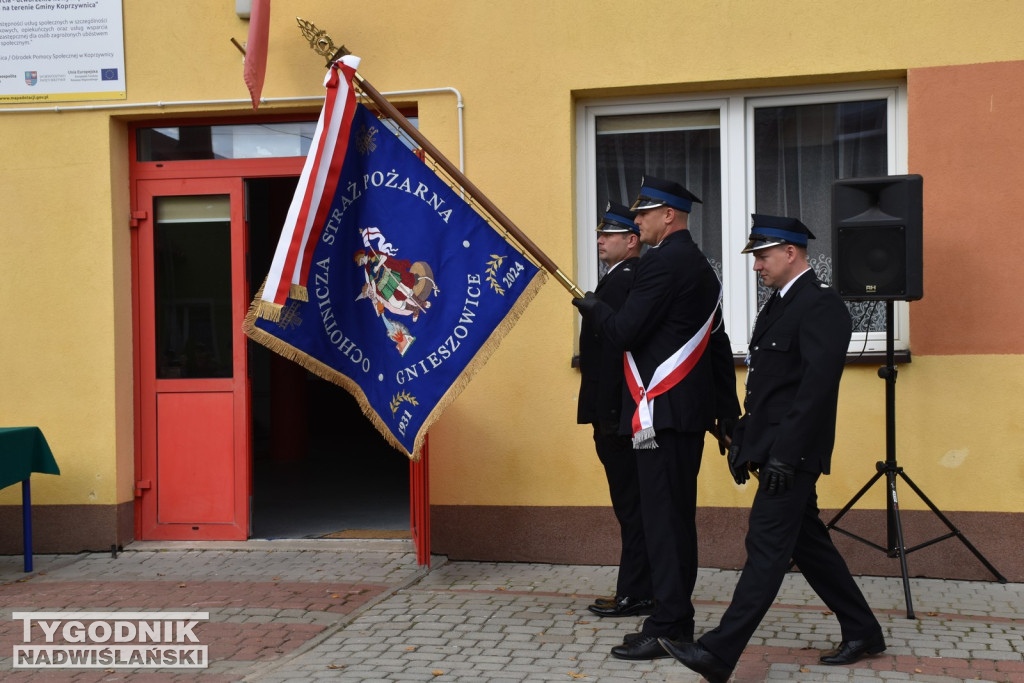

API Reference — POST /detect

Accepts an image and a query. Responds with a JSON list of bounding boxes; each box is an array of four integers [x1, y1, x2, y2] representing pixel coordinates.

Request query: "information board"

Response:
[[0, 0, 125, 104]]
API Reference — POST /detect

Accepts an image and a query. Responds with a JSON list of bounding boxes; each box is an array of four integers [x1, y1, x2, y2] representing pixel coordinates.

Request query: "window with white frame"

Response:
[[576, 83, 908, 354]]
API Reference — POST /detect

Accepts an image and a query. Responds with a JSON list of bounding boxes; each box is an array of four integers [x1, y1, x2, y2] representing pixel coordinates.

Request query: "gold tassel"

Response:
[[255, 299, 283, 322], [290, 284, 309, 302]]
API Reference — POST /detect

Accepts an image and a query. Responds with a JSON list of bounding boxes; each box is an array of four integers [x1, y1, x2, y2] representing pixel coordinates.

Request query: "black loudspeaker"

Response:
[[832, 175, 923, 301]]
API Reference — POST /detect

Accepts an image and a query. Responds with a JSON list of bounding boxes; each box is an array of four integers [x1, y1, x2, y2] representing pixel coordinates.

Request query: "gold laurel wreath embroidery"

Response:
[[485, 254, 506, 295], [357, 124, 379, 155], [390, 391, 419, 416]]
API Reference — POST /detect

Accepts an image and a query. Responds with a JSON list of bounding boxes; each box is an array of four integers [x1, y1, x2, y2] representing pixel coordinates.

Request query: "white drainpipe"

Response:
[[0, 87, 467, 173]]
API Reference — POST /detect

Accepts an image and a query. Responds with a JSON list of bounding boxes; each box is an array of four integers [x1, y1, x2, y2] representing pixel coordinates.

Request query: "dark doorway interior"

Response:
[[245, 177, 410, 539]]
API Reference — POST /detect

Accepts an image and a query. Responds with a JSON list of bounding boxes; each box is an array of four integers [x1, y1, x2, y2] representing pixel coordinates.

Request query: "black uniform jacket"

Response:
[[577, 257, 639, 424], [733, 270, 852, 474], [587, 230, 738, 435]]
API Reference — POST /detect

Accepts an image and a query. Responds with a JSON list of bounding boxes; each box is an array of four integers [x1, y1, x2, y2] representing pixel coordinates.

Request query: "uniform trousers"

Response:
[[593, 423, 652, 599], [636, 429, 704, 639], [699, 469, 881, 667]]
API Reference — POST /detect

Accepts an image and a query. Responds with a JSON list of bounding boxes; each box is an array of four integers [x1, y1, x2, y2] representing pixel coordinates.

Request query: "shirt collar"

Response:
[[778, 267, 812, 298]]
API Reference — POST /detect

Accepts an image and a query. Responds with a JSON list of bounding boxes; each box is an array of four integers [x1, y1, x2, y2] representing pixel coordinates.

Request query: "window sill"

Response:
[[728, 351, 912, 366], [570, 350, 912, 370]]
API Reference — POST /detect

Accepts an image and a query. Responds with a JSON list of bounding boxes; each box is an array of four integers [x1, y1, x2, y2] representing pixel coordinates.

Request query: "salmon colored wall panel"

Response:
[[908, 61, 1024, 355], [156, 392, 235, 524]]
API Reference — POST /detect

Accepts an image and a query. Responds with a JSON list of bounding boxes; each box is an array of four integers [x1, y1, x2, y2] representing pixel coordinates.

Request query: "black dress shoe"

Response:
[[819, 631, 886, 665], [587, 596, 655, 617], [610, 634, 672, 660], [658, 639, 733, 683], [589, 595, 617, 608]]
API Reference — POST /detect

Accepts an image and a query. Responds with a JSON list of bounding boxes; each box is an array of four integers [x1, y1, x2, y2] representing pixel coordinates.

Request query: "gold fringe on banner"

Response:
[[242, 270, 547, 461], [289, 284, 309, 302], [402, 268, 547, 460], [255, 299, 283, 323]]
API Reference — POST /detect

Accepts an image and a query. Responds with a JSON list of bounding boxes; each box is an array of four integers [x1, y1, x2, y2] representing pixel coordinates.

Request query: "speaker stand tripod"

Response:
[[825, 301, 1007, 619]]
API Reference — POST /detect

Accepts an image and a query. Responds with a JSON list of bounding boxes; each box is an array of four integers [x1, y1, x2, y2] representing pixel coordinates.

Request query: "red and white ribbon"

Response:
[[257, 55, 361, 320], [624, 288, 722, 449]]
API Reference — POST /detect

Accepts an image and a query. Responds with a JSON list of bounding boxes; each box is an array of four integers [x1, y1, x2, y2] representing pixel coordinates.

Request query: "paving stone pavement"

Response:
[[0, 540, 1020, 682]]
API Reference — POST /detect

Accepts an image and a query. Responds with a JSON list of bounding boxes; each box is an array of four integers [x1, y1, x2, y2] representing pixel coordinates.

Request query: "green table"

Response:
[[0, 427, 60, 571]]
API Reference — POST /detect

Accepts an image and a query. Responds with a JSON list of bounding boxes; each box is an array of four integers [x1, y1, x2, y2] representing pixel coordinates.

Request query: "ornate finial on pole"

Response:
[[296, 17, 350, 66]]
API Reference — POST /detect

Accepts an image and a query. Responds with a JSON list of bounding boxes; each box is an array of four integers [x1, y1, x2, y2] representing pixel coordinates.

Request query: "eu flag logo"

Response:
[[101, 68, 118, 81]]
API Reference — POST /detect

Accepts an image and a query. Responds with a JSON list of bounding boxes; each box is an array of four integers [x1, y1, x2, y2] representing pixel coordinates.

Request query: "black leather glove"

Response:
[[713, 417, 736, 455], [727, 442, 748, 485], [571, 292, 599, 316], [761, 456, 795, 495]]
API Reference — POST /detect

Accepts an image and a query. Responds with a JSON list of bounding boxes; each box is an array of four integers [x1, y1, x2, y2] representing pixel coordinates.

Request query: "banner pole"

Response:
[[354, 73, 584, 299]]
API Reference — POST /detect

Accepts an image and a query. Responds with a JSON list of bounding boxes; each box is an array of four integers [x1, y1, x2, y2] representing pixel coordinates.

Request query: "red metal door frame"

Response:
[[133, 177, 250, 540], [130, 156, 304, 543], [410, 437, 430, 566], [129, 120, 431, 560]]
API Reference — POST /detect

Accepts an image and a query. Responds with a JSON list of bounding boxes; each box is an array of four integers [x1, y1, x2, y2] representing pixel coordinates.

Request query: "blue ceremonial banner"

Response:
[[244, 103, 545, 459]]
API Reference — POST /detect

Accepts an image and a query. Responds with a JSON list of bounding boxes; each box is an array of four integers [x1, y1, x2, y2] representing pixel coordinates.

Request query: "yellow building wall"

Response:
[[2, 0, 1022, 525], [0, 112, 131, 507]]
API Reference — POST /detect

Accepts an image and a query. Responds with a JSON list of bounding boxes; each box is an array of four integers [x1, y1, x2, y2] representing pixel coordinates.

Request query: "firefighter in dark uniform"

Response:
[[577, 202, 654, 619], [573, 177, 741, 660], [660, 214, 886, 682]]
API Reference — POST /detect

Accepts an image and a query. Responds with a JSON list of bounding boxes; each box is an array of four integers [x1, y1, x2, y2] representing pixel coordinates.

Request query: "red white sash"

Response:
[[624, 289, 722, 449], [257, 55, 361, 321]]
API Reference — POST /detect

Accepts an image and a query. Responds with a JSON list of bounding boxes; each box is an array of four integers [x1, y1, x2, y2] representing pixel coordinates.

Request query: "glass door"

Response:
[[134, 178, 250, 540]]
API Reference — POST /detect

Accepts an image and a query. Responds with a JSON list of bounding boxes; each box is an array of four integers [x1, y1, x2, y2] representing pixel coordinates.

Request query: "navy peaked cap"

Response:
[[596, 201, 640, 234], [630, 175, 702, 213], [741, 214, 816, 253]]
